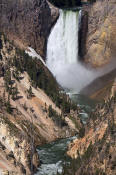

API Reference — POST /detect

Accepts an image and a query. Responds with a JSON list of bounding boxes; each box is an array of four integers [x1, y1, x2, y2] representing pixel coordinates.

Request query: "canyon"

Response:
[[0, 33, 82, 174], [0, 0, 116, 175]]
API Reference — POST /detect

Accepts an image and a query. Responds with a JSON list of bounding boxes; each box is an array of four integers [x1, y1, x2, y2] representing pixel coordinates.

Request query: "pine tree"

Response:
[[27, 86, 33, 99], [12, 85, 18, 100], [3, 90, 6, 105], [6, 94, 12, 114]]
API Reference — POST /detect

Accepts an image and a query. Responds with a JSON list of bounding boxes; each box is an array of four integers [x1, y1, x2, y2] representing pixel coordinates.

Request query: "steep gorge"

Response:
[[0, 0, 116, 175], [78, 0, 116, 98], [66, 81, 116, 175], [0, 31, 82, 174], [80, 0, 116, 67]]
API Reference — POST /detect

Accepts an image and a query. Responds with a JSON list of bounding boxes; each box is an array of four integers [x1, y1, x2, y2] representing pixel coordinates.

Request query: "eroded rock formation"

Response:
[[0, 0, 59, 58], [0, 33, 82, 174], [67, 83, 116, 175], [80, 0, 116, 67]]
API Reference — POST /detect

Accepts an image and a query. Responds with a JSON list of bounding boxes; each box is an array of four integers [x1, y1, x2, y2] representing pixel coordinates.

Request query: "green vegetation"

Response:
[[48, 105, 67, 128], [82, 142, 93, 160], [78, 126, 85, 138], [0, 92, 12, 114], [12, 69, 21, 81], [69, 115, 79, 130], [6, 95, 12, 114], [90, 94, 116, 122], [12, 48, 78, 114], [0, 114, 20, 137], [27, 86, 33, 99], [13, 49, 59, 100], [0, 34, 79, 116], [59, 142, 94, 175], [17, 119, 46, 144], [11, 85, 19, 100], [4, 68, 19, 101], [4, 68, 12, 92], [95, 169, 106, 175]]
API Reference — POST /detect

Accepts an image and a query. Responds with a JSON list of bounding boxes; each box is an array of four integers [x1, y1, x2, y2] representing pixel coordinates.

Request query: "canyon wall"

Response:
[[79, 0, 116, 99], [0, 33, 82, 174], [67, 82, 116, 175], [0, 0, 59, 58], [80, 0, 116, 67], [48, 0, 81, 8]]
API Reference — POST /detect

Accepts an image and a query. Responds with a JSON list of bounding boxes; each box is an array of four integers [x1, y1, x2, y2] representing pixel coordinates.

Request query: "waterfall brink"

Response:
[[47, 10, 116, 93]]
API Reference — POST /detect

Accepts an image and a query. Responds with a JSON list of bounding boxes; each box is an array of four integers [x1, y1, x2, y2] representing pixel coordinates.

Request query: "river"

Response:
[[35, 93, 96, 175], [36, 7, 97, 175], [35, 136, 77, 175]]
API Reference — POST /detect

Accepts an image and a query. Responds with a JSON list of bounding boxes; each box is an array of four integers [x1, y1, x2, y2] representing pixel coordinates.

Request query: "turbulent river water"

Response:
[[35, 136, 77, 175], [35, 9, 97, 175], [34, 3, 116, 174], [35, 95, 95, 175]]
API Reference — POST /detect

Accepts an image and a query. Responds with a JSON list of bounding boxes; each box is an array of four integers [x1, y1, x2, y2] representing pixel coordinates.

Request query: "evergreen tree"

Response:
[[6, 94, 12, 114], [27, 86, 33, 99], [12, 85, 18, 100], [3, 90, 6, 105]]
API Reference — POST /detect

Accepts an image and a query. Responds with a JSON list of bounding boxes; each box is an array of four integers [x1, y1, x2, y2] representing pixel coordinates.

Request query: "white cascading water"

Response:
[[47, 10, 116, 93], [47, 10, 79, 65]]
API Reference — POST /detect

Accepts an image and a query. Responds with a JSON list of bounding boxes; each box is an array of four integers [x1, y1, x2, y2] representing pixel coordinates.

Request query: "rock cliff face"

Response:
[[48, 0, 81, 8], [80, 0, 116, 67], [0, 113, 39, 175], [78, 5, 88, 60], [67, 83, 116, 175], [64, 2, 116, 174], [79, 0, 116, 100], [0, 0, 59, 58], [80, 69, 116, 100], [0, 33, 82, 174]]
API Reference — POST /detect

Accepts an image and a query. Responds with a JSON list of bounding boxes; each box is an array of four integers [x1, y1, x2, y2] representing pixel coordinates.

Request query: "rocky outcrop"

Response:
[[79, 0, 116, 100], [66, 82, 116, 175], [80, 0, 116, 67], [0, 0, 59, 58], [67, 121, 108, 159], [0, 114, 39, 175], [0, 33, 82, 174], [80, 68, 116, 100], [0, 33, 82, 142]]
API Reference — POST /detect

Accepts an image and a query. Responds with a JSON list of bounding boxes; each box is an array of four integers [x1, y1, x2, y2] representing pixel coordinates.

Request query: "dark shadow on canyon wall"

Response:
[[78, 6, 88, 60], [48, 0, 81, 8], [0, 0, 59, 58]]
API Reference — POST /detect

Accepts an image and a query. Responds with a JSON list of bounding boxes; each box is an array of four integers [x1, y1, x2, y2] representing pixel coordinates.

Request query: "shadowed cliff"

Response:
[[48, 0, 81, 8], [79, 0, 116, 67], [0, 0, 59, 58]]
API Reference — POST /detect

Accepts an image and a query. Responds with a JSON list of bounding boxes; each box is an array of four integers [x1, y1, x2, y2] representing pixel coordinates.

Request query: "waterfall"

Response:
[[47, 9, 116, 93], [47, 10, 79, 65]]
